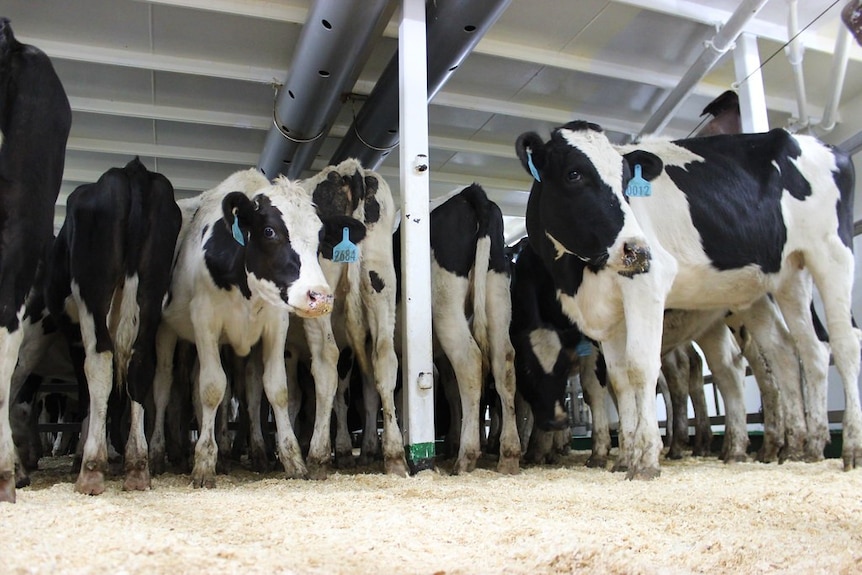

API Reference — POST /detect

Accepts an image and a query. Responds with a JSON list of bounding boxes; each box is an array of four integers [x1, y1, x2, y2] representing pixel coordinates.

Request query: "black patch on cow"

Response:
[[832, 147, 856, 249], [203, 220, 252, 299], [369, 270, 385, 293], [430, 184, 501, 278], [201, 224, 209, 241], [312, 170, 356, 218], [337, 346, 354, 380], [663, 129, 807, 273], [363, 175, 381, 224]]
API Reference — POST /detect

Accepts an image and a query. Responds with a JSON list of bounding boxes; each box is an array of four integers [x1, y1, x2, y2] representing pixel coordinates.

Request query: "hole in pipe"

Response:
[[321, 19, 332, 30]]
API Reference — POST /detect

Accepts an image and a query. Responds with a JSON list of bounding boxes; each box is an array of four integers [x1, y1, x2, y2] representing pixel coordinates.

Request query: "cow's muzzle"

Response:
[[619, 241, 651, 277]]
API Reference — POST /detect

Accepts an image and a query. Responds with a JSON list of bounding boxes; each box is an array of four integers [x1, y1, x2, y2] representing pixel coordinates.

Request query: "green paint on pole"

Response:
[[406, 442, 435, 474]]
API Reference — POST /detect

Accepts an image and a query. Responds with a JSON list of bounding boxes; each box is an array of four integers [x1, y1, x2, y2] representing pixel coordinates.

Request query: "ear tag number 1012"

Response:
[[332, 227, 359, 263], [625, 164, 652, 197]]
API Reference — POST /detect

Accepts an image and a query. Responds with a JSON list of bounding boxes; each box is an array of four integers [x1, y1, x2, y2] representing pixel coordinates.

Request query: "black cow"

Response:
[[45, 157, 182, 495], [0, 18, 71, 503], [516, 120, 859, 478]]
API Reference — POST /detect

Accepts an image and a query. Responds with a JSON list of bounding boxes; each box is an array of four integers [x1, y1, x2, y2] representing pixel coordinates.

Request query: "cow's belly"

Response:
[[666, 265, 770, 310]]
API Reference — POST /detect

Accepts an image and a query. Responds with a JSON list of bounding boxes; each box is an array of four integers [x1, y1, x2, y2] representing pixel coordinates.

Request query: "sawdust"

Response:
[[1, 452, 861, 575]]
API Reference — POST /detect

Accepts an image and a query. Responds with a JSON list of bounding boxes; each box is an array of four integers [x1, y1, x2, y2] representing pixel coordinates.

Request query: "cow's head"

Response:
[[513, 328, 572, 431], [221, 176, 365, 318], [515, 121, 658, 279]]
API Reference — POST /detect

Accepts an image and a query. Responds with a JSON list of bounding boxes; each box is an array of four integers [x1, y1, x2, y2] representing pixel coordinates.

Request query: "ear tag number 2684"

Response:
[[625, 164, 652, 197], [332, 227, 359, 263]]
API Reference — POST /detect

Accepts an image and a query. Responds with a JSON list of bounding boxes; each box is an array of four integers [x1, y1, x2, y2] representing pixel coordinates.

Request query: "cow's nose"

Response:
[[620, 241, 651, 276], [307, 290, 334, 315]]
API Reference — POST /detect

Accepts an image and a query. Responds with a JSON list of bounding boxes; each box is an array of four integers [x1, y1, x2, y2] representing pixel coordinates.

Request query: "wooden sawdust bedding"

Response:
[[2, 451, 861, 575]]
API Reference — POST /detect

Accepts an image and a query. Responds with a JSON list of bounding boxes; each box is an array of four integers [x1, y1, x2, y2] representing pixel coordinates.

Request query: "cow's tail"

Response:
[[462, 184, 493, 375]]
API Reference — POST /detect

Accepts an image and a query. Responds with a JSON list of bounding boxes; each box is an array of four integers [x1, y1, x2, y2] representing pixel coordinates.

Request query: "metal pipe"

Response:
[[819, 23, 852, 132], [839, 129, 862, 155], [330, 0, 511, 170], [256, 0, 395, 180], [785, 0, 809, 129], [637, 0, 770, 138]]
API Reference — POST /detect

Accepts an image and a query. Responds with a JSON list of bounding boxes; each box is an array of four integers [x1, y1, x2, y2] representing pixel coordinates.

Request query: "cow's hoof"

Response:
[[0, 473, 16, 503], [585, 454, 608, 469], [666, 448, 684, 460], [722, 453, 748, 464], [249, 448, 270, 473], [190, 469, 216, 489], [626, 466, 661, 481], [306, 461, 330, 481], [384, 456, 408, 477], [335, 452, 356, 469], [123, 459, 151, 491], [149, 457, 166, 476], [15, 474, 31, 489], [842, 446, 861, 470], [281, 458, 308, 480], [75, 470, 106, 495], [453, 455, 478, 475], [496, 455, 520, 475]]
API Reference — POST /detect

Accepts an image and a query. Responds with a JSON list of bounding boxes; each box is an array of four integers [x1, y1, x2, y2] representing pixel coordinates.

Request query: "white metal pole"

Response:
[[733, 33, 770, 133], [399, 0, 436, 473]]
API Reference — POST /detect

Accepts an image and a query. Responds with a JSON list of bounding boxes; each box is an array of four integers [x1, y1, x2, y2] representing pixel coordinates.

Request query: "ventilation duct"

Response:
[[257, 0, 396, 180], [330, 0, 512, 170]]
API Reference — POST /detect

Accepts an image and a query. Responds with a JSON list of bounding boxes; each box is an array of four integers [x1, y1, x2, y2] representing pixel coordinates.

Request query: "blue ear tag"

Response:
[[231, 217, 245, 246], [625, 164, 652, 197], [575, 337, 593, 358], [526, 148, 541, 182], [332, 227, 359, 263]]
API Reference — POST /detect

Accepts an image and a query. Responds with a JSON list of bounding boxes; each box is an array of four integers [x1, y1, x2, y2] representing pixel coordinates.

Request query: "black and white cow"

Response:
[[0, 18, 71, 503], [45, 157, 181, 495], [294, 159, 405, 478], [399, 183, 520, 474], [149, 169, 363, 488], [516, 121, 859, 478]]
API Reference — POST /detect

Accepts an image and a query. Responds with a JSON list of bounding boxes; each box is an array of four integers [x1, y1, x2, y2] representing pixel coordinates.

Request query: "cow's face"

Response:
[[221, 178, 339, 318], [516, 121, 652, 278]]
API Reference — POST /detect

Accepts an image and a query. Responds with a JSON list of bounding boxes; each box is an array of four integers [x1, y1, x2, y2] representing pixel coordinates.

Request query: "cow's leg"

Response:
[[243, 348, 269, 473], [773, 270, 831, 461], [728, 311, 783, 463], [149, 325, 177, 475], [332, 350, 356, 469], [436, 356, 461, 459], [696, 323, 748, 463], [346, 263, 407, 477], [793, 251, 862, 469], [741, 297, 807, 461], [259, 318, 306, 480], [580, 353, 611, 469], [684, 345, 713, 456], [357, 374, 381, 465], [123, 400, 150, 491], [659, 358, 687, 459], [434, 311, 483, 475], [190, 328, 228, 488], [0, 325, 25, 503], [486, 271, 520, 474], [74, 301, 113, 496], [302, 316, 339, 479], [514, 391, 533, 455], [655, 370, 673, 450]]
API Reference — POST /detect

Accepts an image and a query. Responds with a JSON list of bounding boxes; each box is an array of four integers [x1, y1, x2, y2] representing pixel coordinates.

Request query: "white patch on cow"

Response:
[[546, 232, 580, 262], [528, 328, 562, 375]]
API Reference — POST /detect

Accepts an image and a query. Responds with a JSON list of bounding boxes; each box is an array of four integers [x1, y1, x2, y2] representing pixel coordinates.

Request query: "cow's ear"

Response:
[[222, 191, 254, 246], [515, 132, 546, 182], [318, 215, 367, 260], [622, 150, 664, 182]]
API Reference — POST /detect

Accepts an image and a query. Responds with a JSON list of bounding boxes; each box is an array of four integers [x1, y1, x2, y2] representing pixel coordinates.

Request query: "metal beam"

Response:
[[69, 96, 270, 130], [638, 0, 770, 138]]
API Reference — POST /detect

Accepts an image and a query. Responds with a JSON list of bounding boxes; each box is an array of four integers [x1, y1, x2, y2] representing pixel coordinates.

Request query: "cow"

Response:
[[43, 157, 181, 495], [148, 168, 364, 488], [516, 120, 859, 478], [697, 90, 741, 137], [509, 237, 747, 468], [395, 183, 520, 474], [293, 158, 406, 478], [0, 18, 72, 503]]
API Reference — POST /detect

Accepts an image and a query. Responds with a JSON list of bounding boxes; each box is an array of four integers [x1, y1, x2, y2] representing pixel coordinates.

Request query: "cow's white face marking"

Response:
[[560, 127, 625, 197]]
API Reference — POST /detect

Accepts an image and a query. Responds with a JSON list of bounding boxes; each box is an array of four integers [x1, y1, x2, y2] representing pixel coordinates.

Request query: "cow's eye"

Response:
[[567, 170, 581, 182], [263, 226, 276, 239]]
